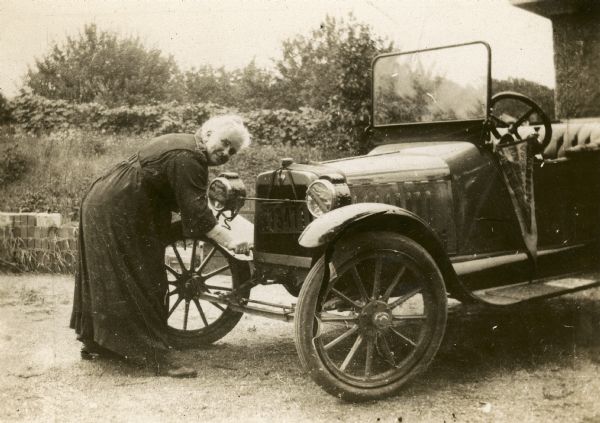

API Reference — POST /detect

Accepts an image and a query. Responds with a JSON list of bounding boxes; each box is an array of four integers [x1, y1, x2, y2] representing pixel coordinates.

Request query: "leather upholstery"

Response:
[[496, 122, 600, 160], [542, 122, 600, 159]]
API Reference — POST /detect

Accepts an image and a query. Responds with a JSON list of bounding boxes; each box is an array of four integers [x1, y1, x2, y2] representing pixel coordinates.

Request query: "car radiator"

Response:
[[254, 182, 313, 257]]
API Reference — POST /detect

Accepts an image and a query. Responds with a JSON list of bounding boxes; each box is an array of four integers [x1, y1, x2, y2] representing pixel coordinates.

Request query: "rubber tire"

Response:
[[165, 222, 251, 349], [294, 231, 447, 402]]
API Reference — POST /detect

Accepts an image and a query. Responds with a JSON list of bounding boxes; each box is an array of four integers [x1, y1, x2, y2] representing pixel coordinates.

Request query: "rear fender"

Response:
[[298, 203, 473, 303]]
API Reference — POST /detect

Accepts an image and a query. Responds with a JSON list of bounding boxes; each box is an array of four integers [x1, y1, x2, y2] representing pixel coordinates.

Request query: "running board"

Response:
[[452, 244, 586, 276], [472, 271, 600, 306]]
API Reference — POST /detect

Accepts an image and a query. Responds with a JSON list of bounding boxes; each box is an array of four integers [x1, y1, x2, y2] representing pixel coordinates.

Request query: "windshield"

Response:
[[373, 43, 489, 126]]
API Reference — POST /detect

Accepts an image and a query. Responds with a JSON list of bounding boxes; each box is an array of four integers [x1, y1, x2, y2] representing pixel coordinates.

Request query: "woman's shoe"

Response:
[[156, 361, 198, 378], [164, 365, 198, 378], [80, 340, 110, 360], [80, 348, 101, 360]]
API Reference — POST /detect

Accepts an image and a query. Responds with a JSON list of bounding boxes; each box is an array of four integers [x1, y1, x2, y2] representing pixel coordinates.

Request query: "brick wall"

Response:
[[0, 212, 78, 272]]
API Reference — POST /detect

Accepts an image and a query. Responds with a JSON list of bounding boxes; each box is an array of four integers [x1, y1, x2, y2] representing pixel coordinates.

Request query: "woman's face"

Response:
[[205, 136, 242, 166]]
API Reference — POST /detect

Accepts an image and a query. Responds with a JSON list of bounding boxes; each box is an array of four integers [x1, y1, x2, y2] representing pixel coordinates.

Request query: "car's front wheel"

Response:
[[294, 231, 447, 401], [164, 222, 251, 348]]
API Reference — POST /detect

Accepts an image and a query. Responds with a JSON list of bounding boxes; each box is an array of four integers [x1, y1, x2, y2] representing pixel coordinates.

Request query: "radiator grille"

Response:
[[254, 182, 312, 256]]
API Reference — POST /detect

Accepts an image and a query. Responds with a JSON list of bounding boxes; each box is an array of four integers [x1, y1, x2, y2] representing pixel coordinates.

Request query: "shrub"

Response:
[[0, 92, 12, 124], [8, 95, 364, 152], [244, 108, 330, 147], [9, 95, 233, 135], [9, 95, 66, 133], [0, 144, 29, 185], [0, 129, 139, 215]]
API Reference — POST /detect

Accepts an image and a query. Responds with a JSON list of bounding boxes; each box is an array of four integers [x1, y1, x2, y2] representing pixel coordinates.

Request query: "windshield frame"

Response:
[[371, 41, 492, 129]]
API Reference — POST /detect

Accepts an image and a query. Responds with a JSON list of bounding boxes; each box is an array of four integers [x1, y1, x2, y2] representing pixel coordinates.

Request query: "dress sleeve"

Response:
[[164, 150, 217, 238]]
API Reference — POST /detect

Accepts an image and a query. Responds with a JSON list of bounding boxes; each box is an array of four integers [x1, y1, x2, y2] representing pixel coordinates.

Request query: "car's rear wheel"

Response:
[[164, 222, 251, 348], [294, 231, 447, 401]]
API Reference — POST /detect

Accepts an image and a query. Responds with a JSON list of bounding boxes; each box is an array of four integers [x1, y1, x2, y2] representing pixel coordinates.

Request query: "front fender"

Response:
[[298, 202, 478, 304], [298, 203, 424, 249]]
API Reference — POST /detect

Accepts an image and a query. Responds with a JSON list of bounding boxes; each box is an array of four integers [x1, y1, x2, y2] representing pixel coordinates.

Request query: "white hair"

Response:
[[195, 114, 251, 150]]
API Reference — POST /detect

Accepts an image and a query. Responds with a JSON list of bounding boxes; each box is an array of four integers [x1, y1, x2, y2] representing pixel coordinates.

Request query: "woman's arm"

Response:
[[164, 150, 217, 238]]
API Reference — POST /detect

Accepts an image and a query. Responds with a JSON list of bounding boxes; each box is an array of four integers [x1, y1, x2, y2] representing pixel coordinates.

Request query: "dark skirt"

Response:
[[70, 157, 170, 365]]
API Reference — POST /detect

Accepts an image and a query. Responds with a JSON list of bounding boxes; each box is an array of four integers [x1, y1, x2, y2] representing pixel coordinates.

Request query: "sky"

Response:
[[0, 0, 555, 98]]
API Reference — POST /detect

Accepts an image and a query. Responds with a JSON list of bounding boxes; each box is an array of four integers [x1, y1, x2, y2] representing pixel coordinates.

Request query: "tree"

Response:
[[25, 24, 180, 106], [231, 60, 284, 110], [275, 14, 394, 114], [493, 77, 555, 120], [183, 64, 234, 106], [183, 60, 284, 111], [273, 14, 393, 153]]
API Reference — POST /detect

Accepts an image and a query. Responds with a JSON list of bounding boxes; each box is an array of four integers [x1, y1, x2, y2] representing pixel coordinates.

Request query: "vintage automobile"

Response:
[[163, 41, 600, 401]]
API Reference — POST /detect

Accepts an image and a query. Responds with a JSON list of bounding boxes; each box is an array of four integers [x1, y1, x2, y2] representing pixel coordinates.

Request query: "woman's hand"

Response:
[[206, 224, 252, 255], [227, 240, 253, 255]]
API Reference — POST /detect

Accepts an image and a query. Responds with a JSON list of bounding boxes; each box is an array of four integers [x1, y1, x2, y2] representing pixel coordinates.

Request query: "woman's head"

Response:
[[196, 114, 251, 166]]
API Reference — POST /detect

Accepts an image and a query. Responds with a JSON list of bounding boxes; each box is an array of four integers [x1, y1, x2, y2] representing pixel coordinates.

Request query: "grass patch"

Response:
[[0, 129, 145, 217], [1, 235, 77, 273]]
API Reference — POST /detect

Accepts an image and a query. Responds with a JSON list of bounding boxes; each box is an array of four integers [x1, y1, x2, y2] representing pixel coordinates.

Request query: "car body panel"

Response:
[[245, 41, 600, 305]]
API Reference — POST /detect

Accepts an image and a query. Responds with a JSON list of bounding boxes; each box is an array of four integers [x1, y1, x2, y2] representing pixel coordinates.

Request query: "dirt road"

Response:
[[1, 273, 600, 422]]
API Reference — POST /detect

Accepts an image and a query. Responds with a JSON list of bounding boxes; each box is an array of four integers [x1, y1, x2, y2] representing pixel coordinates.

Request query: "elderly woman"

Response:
[[70, 115, 251, 377]]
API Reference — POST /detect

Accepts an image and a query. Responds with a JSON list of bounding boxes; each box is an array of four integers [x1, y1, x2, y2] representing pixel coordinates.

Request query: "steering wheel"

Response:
[[488, 91, 552, 152]]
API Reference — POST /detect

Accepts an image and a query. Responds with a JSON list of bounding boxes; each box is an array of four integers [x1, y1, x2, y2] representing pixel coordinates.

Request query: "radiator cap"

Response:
[[281, 157, 294, 168]]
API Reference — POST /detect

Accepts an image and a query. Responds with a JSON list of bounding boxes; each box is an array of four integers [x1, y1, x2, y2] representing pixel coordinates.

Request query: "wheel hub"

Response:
[[372, 311, 392, 329], [178, 273, 206, 300], [359, 301, 393, 335]]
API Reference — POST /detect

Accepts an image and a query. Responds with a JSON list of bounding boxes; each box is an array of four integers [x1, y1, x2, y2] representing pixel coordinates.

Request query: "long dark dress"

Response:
[[70, 134, 217, 365]]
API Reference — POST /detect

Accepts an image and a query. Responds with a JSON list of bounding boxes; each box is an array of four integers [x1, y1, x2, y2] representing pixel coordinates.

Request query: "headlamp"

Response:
[[306, 179, 350, 217], [207, 173, 246, 215]]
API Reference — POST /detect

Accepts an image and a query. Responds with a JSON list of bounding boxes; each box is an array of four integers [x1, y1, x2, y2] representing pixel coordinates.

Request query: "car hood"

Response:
[[321, 142, 474, 184], [258, 142, 480, 188]]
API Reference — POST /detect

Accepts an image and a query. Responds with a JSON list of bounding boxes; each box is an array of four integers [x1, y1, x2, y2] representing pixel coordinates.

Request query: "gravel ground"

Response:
[[1, 273, 600, 422]]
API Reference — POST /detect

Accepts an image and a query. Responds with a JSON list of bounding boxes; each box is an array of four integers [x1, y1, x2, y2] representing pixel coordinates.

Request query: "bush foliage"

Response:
[[8, 94, 360, 151], [0, 144, 30, 185], [0, 92, 12, 124], [9, 94, 219, 134]]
